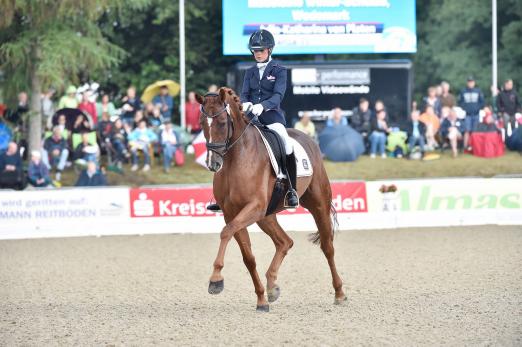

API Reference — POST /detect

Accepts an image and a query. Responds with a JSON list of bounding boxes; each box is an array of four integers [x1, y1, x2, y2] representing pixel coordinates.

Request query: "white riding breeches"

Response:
[[267, 123, 293, 155]]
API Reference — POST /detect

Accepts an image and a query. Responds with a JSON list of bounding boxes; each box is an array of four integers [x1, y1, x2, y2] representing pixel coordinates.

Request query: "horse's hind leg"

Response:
[[301, 190, 347, 304], [234, 228, 269, 311], [256, 215, 294, 303]]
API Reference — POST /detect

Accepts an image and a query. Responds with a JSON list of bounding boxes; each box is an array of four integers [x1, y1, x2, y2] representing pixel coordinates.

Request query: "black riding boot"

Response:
[[207, 203, 222, 212], [285, 152, 299, 208]]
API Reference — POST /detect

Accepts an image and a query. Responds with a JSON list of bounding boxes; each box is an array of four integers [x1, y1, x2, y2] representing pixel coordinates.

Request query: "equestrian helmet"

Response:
[[248, 29, 275, 52]]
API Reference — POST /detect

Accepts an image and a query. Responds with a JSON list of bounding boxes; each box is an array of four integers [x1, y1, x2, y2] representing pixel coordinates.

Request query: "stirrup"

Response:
[[207, 203, 222, 212], [284, 189, 299, 208]]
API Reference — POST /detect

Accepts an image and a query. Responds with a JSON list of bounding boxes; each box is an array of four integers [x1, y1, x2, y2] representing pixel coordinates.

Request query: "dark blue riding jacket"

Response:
[[240, 60, 287, 126]]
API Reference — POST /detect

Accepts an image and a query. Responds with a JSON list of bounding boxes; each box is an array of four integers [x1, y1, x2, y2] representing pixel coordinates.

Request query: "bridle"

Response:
[[200, 92, 252, 160]]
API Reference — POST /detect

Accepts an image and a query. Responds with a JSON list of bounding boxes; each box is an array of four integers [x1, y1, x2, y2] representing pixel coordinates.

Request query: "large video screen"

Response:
[[223, 0, 416, 55]]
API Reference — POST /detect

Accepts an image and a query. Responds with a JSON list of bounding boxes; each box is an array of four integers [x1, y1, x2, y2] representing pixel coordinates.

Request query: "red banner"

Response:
[[129, 181, 367, 218]]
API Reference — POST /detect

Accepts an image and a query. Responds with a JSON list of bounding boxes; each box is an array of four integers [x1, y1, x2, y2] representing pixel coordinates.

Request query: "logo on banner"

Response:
[[133, 193, 154, 216]]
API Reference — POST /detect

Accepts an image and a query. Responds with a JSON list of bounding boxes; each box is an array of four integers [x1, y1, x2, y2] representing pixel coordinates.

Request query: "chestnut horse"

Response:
[[196, 87, 346, 311]]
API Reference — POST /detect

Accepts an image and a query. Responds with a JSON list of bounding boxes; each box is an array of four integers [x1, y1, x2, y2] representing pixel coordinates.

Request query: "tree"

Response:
[[0, 0, 148, 153]]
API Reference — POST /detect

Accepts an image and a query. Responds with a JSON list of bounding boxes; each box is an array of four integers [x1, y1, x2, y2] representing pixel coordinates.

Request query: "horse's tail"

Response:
[[308, 200, 338, 245]]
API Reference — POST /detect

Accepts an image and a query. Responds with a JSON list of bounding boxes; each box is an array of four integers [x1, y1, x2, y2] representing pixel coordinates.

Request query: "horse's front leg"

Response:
[[208, 202, 265, 295]]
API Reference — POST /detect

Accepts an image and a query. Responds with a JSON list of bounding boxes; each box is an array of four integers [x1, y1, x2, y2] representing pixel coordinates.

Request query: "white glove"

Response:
[[242, 102, 253, 112], [252, 103, 264, 116]]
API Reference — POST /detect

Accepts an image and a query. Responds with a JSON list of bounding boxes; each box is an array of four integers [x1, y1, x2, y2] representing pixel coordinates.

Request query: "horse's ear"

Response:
[[219, 87, 227, 103], [195, 93, 204, 105]]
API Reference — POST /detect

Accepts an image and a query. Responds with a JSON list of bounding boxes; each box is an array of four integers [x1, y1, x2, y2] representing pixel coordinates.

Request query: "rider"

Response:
[[207, 29, 299, 211]]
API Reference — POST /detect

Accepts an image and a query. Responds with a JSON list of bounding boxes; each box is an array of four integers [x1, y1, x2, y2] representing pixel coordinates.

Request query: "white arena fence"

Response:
[[1, 178, 521, 240]]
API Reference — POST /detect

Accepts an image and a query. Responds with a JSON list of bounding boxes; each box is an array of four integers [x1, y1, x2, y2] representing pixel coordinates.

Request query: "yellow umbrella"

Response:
[[141, 80, 180, 103]]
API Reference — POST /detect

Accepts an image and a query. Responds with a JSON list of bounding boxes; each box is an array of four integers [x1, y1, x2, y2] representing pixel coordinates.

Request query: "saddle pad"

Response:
[[253, 125, 313, 178]]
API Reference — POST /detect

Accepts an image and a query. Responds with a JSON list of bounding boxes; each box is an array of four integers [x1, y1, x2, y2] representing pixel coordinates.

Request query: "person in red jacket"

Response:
[[78, 91, 98, 125], [185, 91, 201, 134]]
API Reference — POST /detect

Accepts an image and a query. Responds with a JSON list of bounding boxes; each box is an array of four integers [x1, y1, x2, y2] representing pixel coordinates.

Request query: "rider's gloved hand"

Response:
[[252, 104, 264, 116], [241, 102, 253, 112]]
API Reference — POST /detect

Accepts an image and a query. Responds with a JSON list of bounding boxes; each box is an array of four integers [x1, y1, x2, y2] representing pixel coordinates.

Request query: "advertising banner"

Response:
[[223, 0, 417, 55]]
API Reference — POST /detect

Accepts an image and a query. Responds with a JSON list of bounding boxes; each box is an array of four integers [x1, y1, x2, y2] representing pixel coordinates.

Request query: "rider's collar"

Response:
[[256, 57, 272, 69]]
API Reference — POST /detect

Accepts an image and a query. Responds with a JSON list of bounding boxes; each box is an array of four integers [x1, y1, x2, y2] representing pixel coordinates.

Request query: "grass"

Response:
[[58, 151, 522, 187]]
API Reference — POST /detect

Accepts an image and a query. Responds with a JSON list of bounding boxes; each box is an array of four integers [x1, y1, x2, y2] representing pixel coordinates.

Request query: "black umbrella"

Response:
[[318, 125, 365, 162], [51, 108, 93, 131]]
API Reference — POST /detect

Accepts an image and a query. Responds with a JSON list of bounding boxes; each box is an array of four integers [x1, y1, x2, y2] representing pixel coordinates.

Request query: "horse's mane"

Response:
[[220, 87, 244, 113]]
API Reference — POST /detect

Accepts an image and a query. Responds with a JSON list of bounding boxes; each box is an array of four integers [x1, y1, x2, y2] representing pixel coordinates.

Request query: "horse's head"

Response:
[[196, 87, 245, 172]]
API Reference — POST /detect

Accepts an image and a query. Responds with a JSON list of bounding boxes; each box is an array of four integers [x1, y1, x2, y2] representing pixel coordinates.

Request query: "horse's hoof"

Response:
[[334, 296, 348, 305], [267, 285, 281, 303], [256, 304, 269, 312], [208, 279, 224, 294]]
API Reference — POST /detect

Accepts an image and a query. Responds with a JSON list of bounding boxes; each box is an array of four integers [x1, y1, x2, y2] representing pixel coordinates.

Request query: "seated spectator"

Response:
[[326, 107, 348, 127], [97, 112, 114, 144], [350, 98, 372, 139], [406, 110, 426, 156], [422, 86, 442, 117], [185, 91, 202, 134], [161, 121, 180, 173], [27, 150, 52, 187], [78, 90, 98, 125], [0, 141, 24, 189], [148, 107, 163, 128], [294, 112, 316, 138], [144, 102, 156, 120], [42, 126, 69, 181], [128, 119, 158, 172], [7, 91, 29, 126], [469, 108, 504, 158], [440, 109, 465, 158], [50, 114, 69, 138], [369, 109, 390, 158], [110, 119, 130, 167], [96, 93, 116, 120], [440, 105, 451, 120], [133, 110, 148, 129], [476, 107, 501, 133], [72, 113, 92, 134], [58, 85, 79, 109], [121, 86, 141, 126], [73, 132, 100, 164], [153, 85, 174, 121], [75, 161, 107, 187], [419, 105, 441, 149], [0, 111, 13, 153], [374, 99, 386, 117]]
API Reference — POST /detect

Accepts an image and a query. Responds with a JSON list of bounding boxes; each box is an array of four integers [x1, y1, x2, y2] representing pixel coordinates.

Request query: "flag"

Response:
[[192, 131, 208, 168]]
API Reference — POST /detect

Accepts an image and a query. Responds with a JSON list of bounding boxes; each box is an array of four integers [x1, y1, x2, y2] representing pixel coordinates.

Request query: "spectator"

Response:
[[41, 87, 56, 127], [52, 114, 69, 139], [72, 113, 92, 134], [7, 91, 29, 126], [121, 86, 141, 126], [440, 109, 465, 158], [405, 110, 426, 156], [422, 86, 442, 117], [0, 141, 24, 189], [144, 102, 156, 120], [350, 98, 372, 139], [128, 119, 158, 172], [294, 112, 316, 138], [96, 93, 116, 120], [78, 91, 98, 125], [110, 118, 130, 168], [133, 110, 148, 129], [148, 107, 163, 128], [152, 86, 174, 121], [161, 121, 180, 173], [58, 85, 79, 109], [208, 84, 218, 93], [42, 126, 69, 181], [476, 106, 501, 133], [73, 132, 99, 164], [369, 109, 390, 159], [458, 76, 485, 149], [0, 111, 13, 153], [412, 100, 418, 113], [185, 91, 202, 134], [419, 105, 441, 149], [97, 112, 114, 144], [326, 107, 348, 127], [497, 79, 521, 136], [75, 161, 107, 187], [27, 150, 52, 187], [374, 99, 386, 116], [440, 81, 456, 108], [440, 105, 451, 120]]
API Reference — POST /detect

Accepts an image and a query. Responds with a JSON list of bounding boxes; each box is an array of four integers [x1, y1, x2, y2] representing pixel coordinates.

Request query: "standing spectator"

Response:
[[152, 85, 174, 121], [405, 110, 426, 156], [458, 76, 485, 149], [128, 119, 158, 172], [42, 127, 69, 181], [440, 109, 465, 158], [440, 81, 456, 108], [497, 79, 521, 136], [75, 161, 107, 187], [78, 91, 98, 125], [110, 119, 130, 168], [326, 107, 348, 127], [294, 112, 316, 138], [0, 141, 24, 189], [8, 91, 29, 125], [185, 91, 202, 134], [369, 109, 390, 159], [350, 98, 372, 140], [41, 87, 56, 128], [0, 110, 12, 153], [419, 105, 441, 149], [160, 121, 180, 173], [422, 86, 442, 117], [96, 93, 116, 120], [58, 85, 79, 109], [27, 151, 52, 187], [121, 86, 141, 126]]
